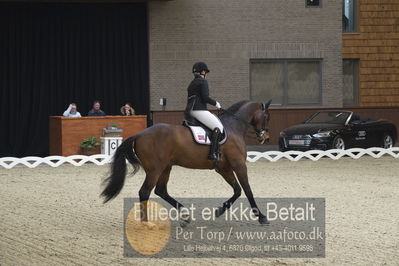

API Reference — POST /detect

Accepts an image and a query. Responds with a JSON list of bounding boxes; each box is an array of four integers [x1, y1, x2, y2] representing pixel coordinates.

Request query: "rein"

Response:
[[219, 108, 268, 140], [219, 108, 253, 128]]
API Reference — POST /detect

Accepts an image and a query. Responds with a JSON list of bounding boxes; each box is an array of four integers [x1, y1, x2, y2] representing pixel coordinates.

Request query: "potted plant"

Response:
[[80, 136, 101, 155]]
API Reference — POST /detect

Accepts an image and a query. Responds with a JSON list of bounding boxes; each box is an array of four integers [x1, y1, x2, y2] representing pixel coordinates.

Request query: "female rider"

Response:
[[185, 62, 223, 161]]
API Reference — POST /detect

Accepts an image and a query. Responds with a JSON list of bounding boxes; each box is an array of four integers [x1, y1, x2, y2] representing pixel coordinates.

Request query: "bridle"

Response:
[[254, 109, 269, 144], [219, 107, 269, 141], [257, 110, 269, 142]]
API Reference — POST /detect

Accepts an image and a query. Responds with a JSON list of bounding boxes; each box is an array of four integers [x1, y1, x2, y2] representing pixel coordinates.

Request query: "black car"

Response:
[[279, 110, 397, 151]]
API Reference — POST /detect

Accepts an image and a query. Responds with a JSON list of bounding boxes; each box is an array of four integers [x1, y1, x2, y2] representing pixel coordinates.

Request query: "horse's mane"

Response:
[[224, 100, 253, 114], [218, 100, 255, 128]]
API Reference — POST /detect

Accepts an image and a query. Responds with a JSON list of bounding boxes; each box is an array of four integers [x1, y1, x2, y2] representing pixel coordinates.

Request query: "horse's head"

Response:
[[251, 100, 272, 144]]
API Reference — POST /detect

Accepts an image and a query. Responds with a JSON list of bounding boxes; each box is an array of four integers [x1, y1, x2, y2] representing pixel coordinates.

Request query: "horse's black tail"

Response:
[[101, 135, 141, 203]]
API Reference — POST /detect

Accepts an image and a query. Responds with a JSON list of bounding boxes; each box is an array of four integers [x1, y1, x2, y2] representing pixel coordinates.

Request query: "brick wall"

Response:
[[148, 0, 343, 111], [343, 0, 399, 106]]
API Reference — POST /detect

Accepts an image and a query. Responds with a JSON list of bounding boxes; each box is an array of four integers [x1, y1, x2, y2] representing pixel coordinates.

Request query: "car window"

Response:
[[349, 113, 361, 123], [307, 112, 350, 124]]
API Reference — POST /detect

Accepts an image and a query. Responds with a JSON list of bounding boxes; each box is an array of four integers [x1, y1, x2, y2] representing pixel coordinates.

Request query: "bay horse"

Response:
[[101, 100, 272, 224]]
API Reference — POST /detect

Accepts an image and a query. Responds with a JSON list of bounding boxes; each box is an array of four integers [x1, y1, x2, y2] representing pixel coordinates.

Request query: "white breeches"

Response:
[[190, 110, 224, 133]]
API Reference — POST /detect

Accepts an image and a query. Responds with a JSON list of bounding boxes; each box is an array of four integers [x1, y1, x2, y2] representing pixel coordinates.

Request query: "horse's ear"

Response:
[[264, 100, 272, 110]]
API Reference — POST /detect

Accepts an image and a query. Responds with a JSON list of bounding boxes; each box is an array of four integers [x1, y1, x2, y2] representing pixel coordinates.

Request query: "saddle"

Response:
[[182, 115, 227, 146]]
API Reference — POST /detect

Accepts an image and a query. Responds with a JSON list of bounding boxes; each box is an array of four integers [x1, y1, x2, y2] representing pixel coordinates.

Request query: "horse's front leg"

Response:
[[232, 163, 269, 225], [214, 167, 242, 217]]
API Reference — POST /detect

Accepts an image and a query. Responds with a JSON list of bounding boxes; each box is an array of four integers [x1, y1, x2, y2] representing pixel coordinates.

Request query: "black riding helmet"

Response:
[[192, 62, 210, 74]]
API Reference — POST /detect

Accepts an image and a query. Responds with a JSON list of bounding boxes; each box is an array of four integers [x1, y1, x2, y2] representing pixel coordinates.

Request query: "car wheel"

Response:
[[382, 134, 393, 149], [332, 135, 345, 150]]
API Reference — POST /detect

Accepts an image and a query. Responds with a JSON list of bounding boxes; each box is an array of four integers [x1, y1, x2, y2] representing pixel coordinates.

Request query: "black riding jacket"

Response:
[[185, 74, 217, 112]]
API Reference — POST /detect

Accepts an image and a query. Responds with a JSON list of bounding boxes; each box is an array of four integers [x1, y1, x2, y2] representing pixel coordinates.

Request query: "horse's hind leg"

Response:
[[155, 166, 190, 226], [155, 166, 183, 209], [138, 169, 163, 222], [215, 167, 242, 217]]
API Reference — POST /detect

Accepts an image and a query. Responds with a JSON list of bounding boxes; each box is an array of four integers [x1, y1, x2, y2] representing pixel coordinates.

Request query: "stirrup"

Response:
[[207, 154, 219, 161], [208, 151, 221, 161]]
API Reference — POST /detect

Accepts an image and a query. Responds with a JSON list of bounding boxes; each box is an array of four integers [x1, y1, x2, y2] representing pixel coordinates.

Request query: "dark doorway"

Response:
[[0, 2, 149, 157]]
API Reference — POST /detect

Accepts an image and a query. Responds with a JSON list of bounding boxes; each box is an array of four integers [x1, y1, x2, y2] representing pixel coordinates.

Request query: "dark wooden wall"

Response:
[[152, 108, 399, 145], [343, 0, 399, 106]]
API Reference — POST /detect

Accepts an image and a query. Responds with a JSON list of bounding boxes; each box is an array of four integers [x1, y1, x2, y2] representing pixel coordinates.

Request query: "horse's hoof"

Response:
[[141, 221, 157, 230], [215, 207, 224, 218], [258, 216, 270, 225], [179, 215, 191, 228], [179, 219, 190, 228]]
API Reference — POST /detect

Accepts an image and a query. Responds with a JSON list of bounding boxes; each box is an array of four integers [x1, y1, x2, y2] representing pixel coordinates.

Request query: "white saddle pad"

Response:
[[186, 125, 227, 145]]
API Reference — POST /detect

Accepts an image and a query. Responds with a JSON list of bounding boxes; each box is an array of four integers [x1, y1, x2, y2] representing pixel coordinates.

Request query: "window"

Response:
[[306, 0, 321, 7], [250, 60, 322, 106], [343, 59, 358, 106], [343, 0, 357, 32]]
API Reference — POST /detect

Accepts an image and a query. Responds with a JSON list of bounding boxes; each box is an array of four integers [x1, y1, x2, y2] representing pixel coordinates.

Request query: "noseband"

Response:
[[255, 128, 267, 138]]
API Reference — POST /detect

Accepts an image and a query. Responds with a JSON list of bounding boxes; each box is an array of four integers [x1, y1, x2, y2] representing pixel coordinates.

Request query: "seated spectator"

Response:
[[63, 103, 81, 118], [120, 103, 135, 116], [88, 100, 106, 116]]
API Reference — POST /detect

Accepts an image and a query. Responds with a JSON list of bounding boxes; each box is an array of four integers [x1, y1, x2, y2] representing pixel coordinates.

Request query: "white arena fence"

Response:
[[246, 147, 399, 162], [0, 147, 398, 169]]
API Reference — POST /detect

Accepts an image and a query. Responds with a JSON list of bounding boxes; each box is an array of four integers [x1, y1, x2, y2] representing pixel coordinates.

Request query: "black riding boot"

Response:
[[208, 128, 221, 161]]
